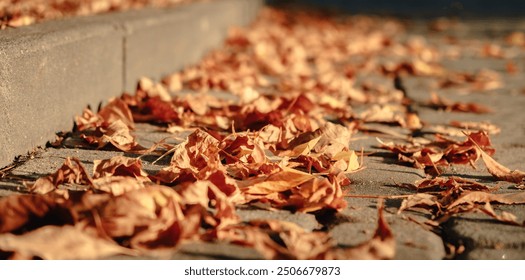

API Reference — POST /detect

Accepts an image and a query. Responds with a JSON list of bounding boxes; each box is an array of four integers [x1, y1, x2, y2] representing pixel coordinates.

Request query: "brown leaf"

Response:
[[154, 129, 223, 183], [478, 203, 523, 226], [86, 186, 188, 250], [283, 177, 347, 212], [92, 176, 146, 196], [378, 131, 495, 173], [237, 168, 314, 199], [314, 122, 352, 157], [178, 179, 240, 229], [427, 92, 493, 114], [215, 220, 332, 260], [398, 193, 440, 213], [138, 77, 172, 102], [428, 121, 500, 137], [359, 104, 409, 127], [441, 200, 524, 226], [0, 225, 131, 260], [467, 132, 525, 183], [25, 157, 93, 194], [448, 191, 525, 209], [81, 120, 143, 152], [98, 98, 135, 130], [93, 156, 149, 181], [409, 176, 495, 193], [75, 99, 134, 131], [480, 151, 525, 183], [0, 194, 73, 234]]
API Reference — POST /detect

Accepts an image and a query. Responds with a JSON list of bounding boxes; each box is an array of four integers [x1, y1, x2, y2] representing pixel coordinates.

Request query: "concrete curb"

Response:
[[0, 0, 263, 168]]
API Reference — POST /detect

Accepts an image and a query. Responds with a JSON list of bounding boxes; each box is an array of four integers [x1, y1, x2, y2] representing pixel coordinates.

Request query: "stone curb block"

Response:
[[0, 0, 263, 168]]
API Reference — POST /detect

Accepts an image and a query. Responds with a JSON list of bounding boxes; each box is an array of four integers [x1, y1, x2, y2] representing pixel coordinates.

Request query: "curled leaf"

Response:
[[25, 157, 92, 194], [0, 225, 131, 260], [466, 132, 525, 183]]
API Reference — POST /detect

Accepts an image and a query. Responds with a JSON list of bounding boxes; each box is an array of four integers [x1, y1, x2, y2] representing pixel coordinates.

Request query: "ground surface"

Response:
[[0, 0, 196, 29], [1, 7, 524, 260]]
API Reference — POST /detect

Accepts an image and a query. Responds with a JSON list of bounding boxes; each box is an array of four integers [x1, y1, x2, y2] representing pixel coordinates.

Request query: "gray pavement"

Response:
[[1, 10, 525, 260]]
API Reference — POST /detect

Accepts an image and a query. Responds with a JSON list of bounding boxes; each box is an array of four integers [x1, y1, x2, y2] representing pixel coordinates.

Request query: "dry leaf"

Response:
[[449, 121, 500, 135], [25, 157, 92, 194], [283, 177, 347, 212], [81, 120, 144, 152], [89, 186, 186, 249], [427, 92, 492, 114], [466, 132, 525, 183], [0, 225, 131, 260], [215, 219, 332, 260], [407, 176, 495, 192], [93, 156, 149, 181], [398, 193, 440, 213], [448, 191, 525, 209], [92, 176, 146, 196], [237, 168, 314, 198], [0, 194, 73, 234]]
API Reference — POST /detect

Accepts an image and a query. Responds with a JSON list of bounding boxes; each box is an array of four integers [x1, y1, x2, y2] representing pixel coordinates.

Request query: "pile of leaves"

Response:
[[1, 0, 192, 29], [1, 8, 524, 260]]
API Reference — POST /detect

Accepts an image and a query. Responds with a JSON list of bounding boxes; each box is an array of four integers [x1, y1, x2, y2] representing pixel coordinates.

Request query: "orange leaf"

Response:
[[0, 225, 131, 260], [466, 132, 525, 183]]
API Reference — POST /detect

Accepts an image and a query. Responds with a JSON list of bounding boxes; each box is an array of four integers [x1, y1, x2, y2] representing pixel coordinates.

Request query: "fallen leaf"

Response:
[[93, 156, 149, 181], [449, 121, 500, 135], [237, 168, 314, 198], [283, 177, 347, 212], [427, 92, 492, 114], [407, 176, 495, 193], [466, 132, 525, 183], [0, 225, 131, 260], [25, 157, 92, 194], [86, 186, 187, 250], [81, 120, 144, 152], [215, 219, 332, 260], [0, 194, 73, 234], [448, 191, 525, 209], [398, 193, 440, 213], [92, 176, 146, 196]]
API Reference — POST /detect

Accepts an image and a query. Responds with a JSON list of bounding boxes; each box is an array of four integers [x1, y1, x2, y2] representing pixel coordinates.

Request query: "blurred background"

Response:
[[267, 0, 525, 17]]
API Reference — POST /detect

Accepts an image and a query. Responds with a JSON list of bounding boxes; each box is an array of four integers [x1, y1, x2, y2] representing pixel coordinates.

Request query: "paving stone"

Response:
[[444, 204, 525, 257], [111, 242, 264, 260], [347, 155, 426, 196], [463, 248, 525, 260], [176, 242, 265, 260], [236, 207, 320, 232], [331, 198, 446, 259], [8, 148, 124, 180]]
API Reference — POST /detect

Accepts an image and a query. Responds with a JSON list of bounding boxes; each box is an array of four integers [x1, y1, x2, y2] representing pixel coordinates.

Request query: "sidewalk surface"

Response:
[[1, 4, 525, 260]]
